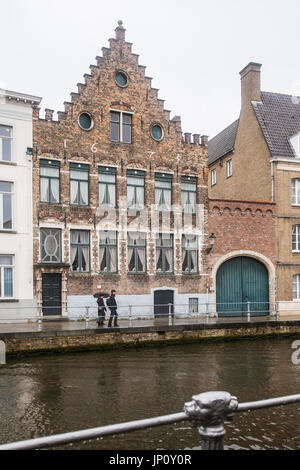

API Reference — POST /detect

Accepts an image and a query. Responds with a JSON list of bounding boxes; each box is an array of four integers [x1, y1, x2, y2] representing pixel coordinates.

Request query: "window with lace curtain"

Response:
[[127, 170, 145, 209], [70, 163, 89, 206], [127, 232, 146, 273], [98, 167, 116, 207], [155, 173, 172, 211], [99, 231, 118, 273], [181, 176, 197, 213], [40, 160, 60, 204], [156, 233, 173, 273], [182, 235, 198, 273], [70, 230, 90, 272]]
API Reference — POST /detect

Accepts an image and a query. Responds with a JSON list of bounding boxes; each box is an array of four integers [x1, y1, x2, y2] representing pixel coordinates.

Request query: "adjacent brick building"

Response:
[[32, 21, 210, 318], [208, 62, 300, 316]]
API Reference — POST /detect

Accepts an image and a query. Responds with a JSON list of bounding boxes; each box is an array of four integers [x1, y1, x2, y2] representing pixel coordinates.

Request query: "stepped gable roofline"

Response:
[[253, 90, 300, 159], [208, 119, 239, 166]]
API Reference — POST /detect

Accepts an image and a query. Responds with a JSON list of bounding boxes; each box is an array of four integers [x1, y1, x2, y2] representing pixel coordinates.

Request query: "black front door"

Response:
[[42, 273, 62, 316], [154, 290, 174, 318]]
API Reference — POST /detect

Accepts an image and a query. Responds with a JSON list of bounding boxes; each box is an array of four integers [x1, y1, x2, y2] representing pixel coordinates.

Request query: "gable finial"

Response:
[[115, 19, 126, 41]]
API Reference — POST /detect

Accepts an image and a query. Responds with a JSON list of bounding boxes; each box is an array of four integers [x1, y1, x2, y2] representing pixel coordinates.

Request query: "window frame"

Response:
[[189, 298, 199, 314], [40, 160, 60, 204], [181, 176, 197, 214], [155, 173, 172, 212], [182, 234, 199, 274], [0, 181, 13, 231], [127, 232, 147, 274], [70, 230, 90, 273], [211, 169, 216, 186], [127, 170, 145, 209], [0, 125, 13, 162], [292, 179, 300, 206], [99, 231, 118, 274], [292, 225, 300, 252], [98, 166, 117, 208], [110, 110, 133, 144], [40, 228, 62, 264], [226, 159, 232, 178], [0, 255, 14, 299], [293, 274, 300, 300], [155, 233, 174, 274], [70, 163, 89, 206]]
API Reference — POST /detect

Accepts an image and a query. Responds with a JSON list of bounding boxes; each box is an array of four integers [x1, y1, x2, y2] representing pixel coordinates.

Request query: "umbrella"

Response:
[[93, 292, 110, 298]]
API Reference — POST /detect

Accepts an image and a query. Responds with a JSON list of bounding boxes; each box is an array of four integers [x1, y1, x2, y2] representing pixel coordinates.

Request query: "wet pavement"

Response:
[[0, 314, 300, 333]]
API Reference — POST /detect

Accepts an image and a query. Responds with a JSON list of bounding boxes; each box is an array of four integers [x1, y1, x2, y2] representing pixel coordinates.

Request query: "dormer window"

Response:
[[290, 132, 300, 158]]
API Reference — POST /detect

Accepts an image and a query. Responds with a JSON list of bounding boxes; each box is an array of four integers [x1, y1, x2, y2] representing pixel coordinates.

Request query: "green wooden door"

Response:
[[216, 257, 269, 317]]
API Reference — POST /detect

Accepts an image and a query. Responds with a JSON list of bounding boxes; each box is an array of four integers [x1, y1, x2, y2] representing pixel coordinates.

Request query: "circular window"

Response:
[[151, 124, 163, 141], [78, 112, 93, 131], [115, 70, 128, 87]]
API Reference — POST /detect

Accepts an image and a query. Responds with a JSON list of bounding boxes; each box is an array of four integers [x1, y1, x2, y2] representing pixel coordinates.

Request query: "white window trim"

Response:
[[293, 274, 300, 300], [110, 109, 133, 144], [0, 255, 14, 299], [226, 160, 232, 178], [211, 169, 216, 186], [0, 124, 13, 163], [292, 179, 300, 205], [0, 182, 14, 231]]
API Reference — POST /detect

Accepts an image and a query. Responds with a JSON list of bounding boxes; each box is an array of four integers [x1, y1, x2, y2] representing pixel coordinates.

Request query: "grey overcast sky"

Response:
[[1, 0, 300, 138]]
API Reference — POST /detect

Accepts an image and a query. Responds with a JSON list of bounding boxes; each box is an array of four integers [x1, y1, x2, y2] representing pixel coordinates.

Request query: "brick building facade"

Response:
[[32, 21, 210, 318]]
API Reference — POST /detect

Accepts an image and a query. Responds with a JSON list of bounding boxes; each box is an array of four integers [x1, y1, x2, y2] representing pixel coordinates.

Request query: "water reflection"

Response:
[[0, 337, 299, 449]]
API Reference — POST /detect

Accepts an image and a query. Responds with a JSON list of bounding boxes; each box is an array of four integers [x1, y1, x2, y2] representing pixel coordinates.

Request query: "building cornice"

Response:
[[2, 89, 42, 105]]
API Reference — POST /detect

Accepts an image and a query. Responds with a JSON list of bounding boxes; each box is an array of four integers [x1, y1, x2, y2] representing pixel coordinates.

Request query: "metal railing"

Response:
[[0, 391, 299, 450], [0, 301, 281, 327]]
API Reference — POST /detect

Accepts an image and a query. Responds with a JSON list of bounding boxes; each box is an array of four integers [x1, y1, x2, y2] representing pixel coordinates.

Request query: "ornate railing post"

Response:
[[184, 391, 238, 450]]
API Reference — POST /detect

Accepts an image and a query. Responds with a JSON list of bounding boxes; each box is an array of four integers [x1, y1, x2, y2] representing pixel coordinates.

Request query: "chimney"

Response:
[[240, 62, 262, 113], [201, 135, 208, 146], [193, 134, 200, 145], [115, 20, 125, 41], [184, 133, 191, 144]]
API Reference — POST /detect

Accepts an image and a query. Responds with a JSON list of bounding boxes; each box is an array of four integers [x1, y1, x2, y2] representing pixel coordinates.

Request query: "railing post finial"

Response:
[[184, 391, 238, 450]]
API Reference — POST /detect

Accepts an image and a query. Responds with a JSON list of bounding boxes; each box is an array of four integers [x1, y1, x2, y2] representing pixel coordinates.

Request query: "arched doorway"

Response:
[[216, 256, 269, 317]]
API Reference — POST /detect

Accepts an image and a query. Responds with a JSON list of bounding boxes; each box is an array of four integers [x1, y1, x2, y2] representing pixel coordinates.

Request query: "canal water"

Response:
[[0, 337, 300, 450]]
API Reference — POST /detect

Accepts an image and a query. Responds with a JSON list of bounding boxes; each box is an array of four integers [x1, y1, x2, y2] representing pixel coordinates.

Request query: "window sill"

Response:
[[0, 299, 19, 303], [211, 183, 216, 187], [128, 272, 147, 275], [226, 175, 232, 179], [0, 230, 17, 234], [0, 160, 16, 166], [100, 272, 118, 275]]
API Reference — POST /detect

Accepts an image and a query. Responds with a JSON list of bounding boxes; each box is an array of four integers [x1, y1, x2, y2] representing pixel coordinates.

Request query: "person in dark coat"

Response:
[[96, 294, 107, 326], [106, 289, 119, 327]]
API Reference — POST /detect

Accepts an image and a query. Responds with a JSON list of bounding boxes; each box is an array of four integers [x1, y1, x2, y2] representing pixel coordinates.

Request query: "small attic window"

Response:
[[115, 71, 128, 88], [78, 112, 94, 131], [290, 132, 300, 158]]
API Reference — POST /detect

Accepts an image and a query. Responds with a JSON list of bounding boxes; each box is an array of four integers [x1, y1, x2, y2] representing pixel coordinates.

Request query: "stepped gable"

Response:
[[33, 21, 207, 159]]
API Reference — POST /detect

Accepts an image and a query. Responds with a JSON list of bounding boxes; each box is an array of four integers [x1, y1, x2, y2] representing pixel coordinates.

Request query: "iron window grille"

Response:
[[110, 111, 132, 144], [70, 230, 90, 273], [292, 225, 300, 252], [0, 255, 13, 298], [181, 176, 197, 213], [127, 232, 147, 273], [127, 170, 145, 209], [155, 173, 172, 212], [0, 125, 12, 162], [99, 231, 118, 273], [156, 233, 173, 273], [98, 167, 116, 208], [40, 160, 60, 204], [182, 235, 198, 273], [70, 163, 89, 206], [40, 228, 61, 263], [0, 181, 13, 230]]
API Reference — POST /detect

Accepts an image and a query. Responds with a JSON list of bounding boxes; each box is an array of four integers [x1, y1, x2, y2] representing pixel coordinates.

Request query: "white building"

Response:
[[0, 90, 41, 321]]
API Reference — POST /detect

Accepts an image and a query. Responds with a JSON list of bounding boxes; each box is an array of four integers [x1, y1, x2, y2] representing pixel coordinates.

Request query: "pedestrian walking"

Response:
[[96, 294, 107, 326], [106, 289, 119, 327]]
